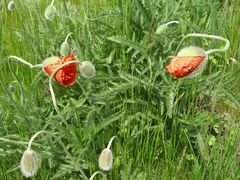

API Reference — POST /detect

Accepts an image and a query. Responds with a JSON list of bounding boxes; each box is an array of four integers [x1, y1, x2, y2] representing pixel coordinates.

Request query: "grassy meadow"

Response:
[[0, 0, 240, 179]]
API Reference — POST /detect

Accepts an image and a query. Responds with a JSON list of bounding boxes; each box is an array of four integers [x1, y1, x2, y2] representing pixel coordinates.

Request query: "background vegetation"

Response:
[[0, 0, 239, 179]]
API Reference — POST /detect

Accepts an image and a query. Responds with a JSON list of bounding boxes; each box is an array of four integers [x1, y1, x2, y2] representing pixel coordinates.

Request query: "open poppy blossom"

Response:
[[166, 33, 230, 78], [42, 55, 77, 87]]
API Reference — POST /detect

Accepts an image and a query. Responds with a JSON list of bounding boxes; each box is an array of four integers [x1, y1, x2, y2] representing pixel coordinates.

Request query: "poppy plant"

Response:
[[7, 54, 95, 120], [166, 33, 230, 78]]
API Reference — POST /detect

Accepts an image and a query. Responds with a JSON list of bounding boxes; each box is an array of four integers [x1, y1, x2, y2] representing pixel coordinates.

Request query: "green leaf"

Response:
[[134, 0, 150, 24]]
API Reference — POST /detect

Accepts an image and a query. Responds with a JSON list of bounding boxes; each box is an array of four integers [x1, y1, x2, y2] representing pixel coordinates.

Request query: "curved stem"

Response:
[[107, 136, 116, 150], [175, 33, 230, 55], [166, 20, 179, 27], [89, 171, 106, 180], [51, 0, 55, 6], [64, 33, 73, 43], [27, 130, 48, 150], [8, 56, 43, 105], [49, 60, 81, 123], [49, 61, 89, 179], [8, 56, 43, 69]]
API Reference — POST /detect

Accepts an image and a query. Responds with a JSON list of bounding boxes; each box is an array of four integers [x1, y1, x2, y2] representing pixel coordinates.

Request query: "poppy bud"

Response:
[[8, 1, 15, 10], [79, 61, 96, 78], [20, 150, 39, 177], [60, 42, 70, 56], [60, 33, 73, 56], [156, 21, 179, 35], [98, 148, 113, 171], [166, 33, 230, 78], [98, 136, 116, 171], [44, 5, 56, 20], [166, 46, 207, 78], [156, 24, 168, 34]]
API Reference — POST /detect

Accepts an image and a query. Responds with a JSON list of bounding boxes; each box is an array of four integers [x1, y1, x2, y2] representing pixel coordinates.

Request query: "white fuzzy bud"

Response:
[[79, 61, 96, 78], [20, 150, 39, 177], [98, 148, 113, 171]]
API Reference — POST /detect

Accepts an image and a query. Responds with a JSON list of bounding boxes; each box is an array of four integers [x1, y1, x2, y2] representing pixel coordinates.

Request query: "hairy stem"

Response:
[[7, 56, 43, 105], [89, 171, 107, 180], [51, 0, 55, 6], [166, 20, 179, 27], [64, 32, 73, 43], [107, 136, 116, 150], [176, 33, 230, 55]]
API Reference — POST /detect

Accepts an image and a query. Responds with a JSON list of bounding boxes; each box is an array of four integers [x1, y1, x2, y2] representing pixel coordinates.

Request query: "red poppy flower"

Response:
[[43, 55, 77, 86], [166, 56, 205, 78]]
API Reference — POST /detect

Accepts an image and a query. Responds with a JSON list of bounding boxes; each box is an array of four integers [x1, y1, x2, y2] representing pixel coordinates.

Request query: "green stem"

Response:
[[107, 136, 116, 150], [48, 61, 88, 179], [51, 0, 55, 6], [7, 56, 42, 105], [166, 20, 179, 27], [8, 56, 43, 69], [48, 60, 81, 126], [89, 171, 107, 180], [64, 33, 73, 43], [175, 33, 230, 55]]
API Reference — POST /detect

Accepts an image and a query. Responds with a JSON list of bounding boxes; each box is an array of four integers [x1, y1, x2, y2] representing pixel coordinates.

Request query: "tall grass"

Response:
[[0, 0, 239, 179]]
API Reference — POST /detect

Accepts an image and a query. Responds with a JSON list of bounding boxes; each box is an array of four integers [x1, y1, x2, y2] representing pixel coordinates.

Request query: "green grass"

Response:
[[0, 0, 240, 179]]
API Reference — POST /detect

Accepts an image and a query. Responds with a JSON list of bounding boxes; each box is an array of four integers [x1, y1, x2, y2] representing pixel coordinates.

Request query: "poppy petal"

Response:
[[166, 56, 205, 78]]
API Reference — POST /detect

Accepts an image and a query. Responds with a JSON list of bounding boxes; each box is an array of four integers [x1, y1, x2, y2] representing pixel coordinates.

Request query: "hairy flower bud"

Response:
[[79, 61, 96, 78], [98, 148, 113, 171], [44, 5, 56, 20], [8, 1, 15, 10], [20, 150, 39, 177]]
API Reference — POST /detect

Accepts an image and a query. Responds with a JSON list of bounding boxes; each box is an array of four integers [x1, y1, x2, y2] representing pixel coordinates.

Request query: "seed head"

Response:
[[79, 61, 96, 78], [98, 148, 113, 171], [44, 5, 56, 20], [8, 1, 15, 10], [20, 150, 39, 177]]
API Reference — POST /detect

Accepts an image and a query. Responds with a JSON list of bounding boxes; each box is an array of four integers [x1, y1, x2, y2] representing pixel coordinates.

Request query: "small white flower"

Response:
[[20, 150, 39, 177]]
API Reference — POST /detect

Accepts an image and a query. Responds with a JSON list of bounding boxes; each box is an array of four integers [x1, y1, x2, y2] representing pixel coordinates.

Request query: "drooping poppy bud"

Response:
[[166, 46, 207, 78], [166, 33, 230, 78], [99, 148, 113, 171], [156, 20, 179, 35], [79, 61, 96, 78], [20, 150, 39, 177], [43, 55, 77, 86], [98, 136, 116, 171], [7, 1, 15, 10], [44, 0, 56, 21], [60, 33, 73, 56]]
